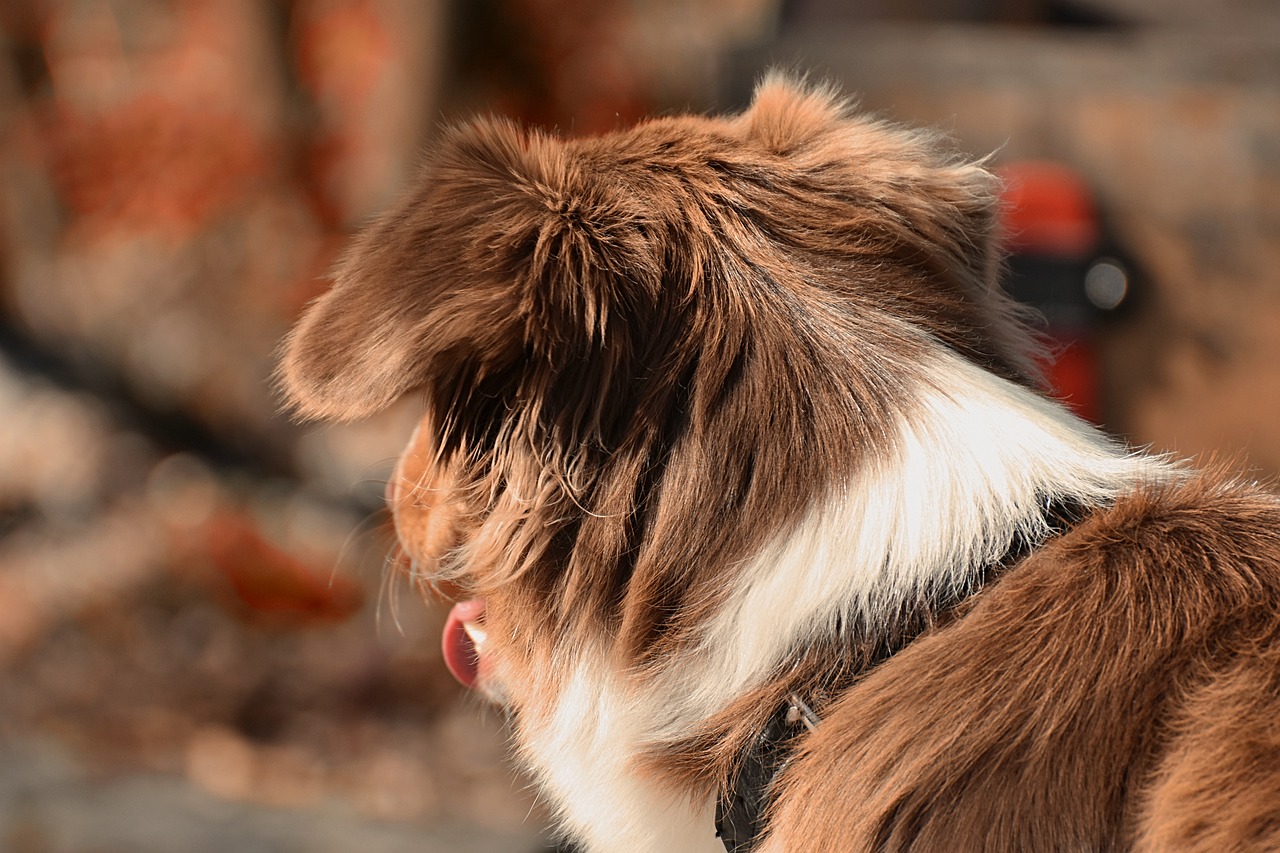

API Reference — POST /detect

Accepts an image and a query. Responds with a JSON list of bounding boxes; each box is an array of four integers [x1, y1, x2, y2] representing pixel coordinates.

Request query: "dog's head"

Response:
[[280, 75, 1041, 808]]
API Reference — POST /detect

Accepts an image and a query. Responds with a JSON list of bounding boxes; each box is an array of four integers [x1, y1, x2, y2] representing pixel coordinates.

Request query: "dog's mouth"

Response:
[[442, 597, 487, 689]]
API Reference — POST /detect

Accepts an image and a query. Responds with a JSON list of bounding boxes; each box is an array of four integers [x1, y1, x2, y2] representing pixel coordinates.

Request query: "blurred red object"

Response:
[[998, 161, 1126, 425], [1043, 334, 1101, 425], [999, 161, 1100, 258], [200, 511, 363, 626]]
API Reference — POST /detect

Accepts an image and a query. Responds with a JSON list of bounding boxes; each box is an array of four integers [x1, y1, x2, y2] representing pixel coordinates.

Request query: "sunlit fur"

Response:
[[662, 352, 1167, 729], [281, 77, 1280, 852]]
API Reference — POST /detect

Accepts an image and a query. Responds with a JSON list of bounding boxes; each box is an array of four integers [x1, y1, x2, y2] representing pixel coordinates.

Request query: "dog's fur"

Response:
[[280, 78, 1280, 852]]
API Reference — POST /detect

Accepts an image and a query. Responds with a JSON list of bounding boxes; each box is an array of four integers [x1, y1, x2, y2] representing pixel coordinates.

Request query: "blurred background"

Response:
[[0, 0, 1277, 851]]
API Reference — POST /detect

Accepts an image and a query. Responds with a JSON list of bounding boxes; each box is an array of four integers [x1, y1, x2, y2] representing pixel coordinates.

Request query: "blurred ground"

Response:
[[1, 736, 544, 853], [0, 1, 1277, 851]]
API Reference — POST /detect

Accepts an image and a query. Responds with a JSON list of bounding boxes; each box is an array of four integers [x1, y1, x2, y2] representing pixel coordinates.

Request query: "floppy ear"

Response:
[[279, 117, 662, 422]]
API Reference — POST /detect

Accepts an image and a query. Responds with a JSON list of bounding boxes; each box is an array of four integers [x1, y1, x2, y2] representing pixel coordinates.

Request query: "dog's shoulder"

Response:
[[764, 469, 1280, 852]]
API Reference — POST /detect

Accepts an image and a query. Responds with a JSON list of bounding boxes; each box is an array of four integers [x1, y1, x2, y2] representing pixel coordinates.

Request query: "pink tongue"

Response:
[[442, 599, 486, 688]]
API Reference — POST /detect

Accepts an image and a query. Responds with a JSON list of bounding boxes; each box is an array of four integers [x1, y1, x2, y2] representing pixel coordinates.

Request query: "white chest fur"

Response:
[[515, 660, 725, 853]]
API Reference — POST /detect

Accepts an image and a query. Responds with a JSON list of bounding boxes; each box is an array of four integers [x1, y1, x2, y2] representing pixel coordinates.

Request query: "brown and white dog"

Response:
[[280, 77, 1280, 852]]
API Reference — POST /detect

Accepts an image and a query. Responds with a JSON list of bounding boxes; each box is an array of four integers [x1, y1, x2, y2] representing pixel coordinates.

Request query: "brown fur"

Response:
[[281, 79, 1038, 662], [768, 471, 1280, 851], [280, 78, 1280, 851]]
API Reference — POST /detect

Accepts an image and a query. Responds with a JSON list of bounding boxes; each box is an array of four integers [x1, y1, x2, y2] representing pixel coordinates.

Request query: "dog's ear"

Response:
[[745, 73, 1003, 289], [739, 73, 853, 155], [740, 74, 1036, 380], [279, 117, 662, 422]]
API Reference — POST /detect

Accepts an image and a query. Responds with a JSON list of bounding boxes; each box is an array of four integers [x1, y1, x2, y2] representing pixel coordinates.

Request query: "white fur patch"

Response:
[[514, 654, 724, 853], [512, 349, 1173, 851], [671, 349, 1171, 728]]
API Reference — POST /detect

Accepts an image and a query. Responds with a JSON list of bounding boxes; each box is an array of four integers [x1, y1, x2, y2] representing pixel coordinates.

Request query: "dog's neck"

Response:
[[713, 490, 1092, 852], [516, 350, 1172, 853], [671, 350, 1167, 725]]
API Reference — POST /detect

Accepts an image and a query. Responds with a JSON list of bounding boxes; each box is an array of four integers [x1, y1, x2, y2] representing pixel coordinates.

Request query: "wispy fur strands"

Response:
[[281, 78, 1280, 852]]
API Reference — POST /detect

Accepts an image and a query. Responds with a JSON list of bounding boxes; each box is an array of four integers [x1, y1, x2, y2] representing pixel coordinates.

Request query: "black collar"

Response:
[[713, 497, 1089, 851], [714, 694, 820, 852]]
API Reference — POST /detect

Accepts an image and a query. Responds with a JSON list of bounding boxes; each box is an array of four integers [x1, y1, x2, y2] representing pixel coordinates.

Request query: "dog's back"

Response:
[[767, 471, 1280, 852]]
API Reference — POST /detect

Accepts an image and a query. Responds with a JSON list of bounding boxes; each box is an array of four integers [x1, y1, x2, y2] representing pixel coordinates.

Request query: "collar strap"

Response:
[[714, 694, 818, 852]]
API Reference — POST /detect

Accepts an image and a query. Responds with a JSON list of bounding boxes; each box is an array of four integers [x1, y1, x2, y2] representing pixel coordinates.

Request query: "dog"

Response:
[[280, 77, 1280, 852]]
